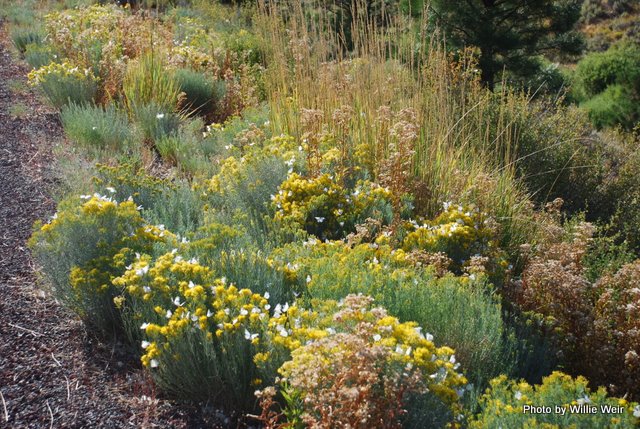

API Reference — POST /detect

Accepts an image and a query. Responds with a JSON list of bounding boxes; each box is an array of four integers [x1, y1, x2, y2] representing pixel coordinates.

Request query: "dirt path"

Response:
[[0, 24, 210, 428]]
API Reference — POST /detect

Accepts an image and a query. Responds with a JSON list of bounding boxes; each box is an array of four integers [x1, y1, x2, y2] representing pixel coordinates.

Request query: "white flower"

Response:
[[315, 216, 325, 223], [264, 292, 270, 299], [306, 275, 312, 283], [373, 334, 381, 342], [141, 341, 150, 349], [577, 394, 591, 405], [106, 187, 116, 193], [173, 297, 183, 307], [514, 391, 523, 401], [165, 310, 173, 319], [188, 281, 195, 289], [135, 265, 149, 277], [240, 308, 249, 316], [140, 323, 149, 330], [92, 126, 97, 131], [80, 194, 91, 199], [150, 359, 159, 368], [426, 332, 434, 341], [156, 113, 165, 119], [633, 405, 640, 418], [143, 286, 151, 293], [244, 329, 258, 341]]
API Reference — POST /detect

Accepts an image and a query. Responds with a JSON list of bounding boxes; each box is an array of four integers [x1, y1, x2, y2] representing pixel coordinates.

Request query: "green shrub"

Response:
[[132, 103, 183, 143], [29, 194, 169, 338], [582, 84, 639, 129], [574, 43, 640, 129], [91, 162, 206, 236], [113, 253, 271, 410], [583, 234, 635, 282], [271, 241, 516, 394], [28, 61, 98, 109], [174, 68, 225, 116], [24, 43, 59, 69], [11, 28, 43, 54], [470, 372, 640, 428], [61, 103, 136, 154]]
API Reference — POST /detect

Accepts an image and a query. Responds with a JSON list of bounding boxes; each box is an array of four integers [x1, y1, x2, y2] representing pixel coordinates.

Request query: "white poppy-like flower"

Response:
[[141, 341, 150, 349], [150, 359, 159, 368], [135, 265, 149, 277], [165, 310, 173, 319], [373, 334, 381, 342], [514, 391, 523, 400], [156, 113, 165, 119], [577, 394, 591, 405], [140, 323, 149, 330]]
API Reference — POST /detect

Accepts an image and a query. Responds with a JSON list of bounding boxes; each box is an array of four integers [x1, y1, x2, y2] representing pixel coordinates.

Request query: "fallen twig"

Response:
[[46, 400, 53, 429], [51, 353, 62, 367], [0, 389, 8, 422], [8, 323, 43, 337]]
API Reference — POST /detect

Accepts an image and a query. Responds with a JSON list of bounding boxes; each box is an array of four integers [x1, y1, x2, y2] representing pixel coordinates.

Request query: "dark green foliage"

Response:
[[574, 42, 640, 129], [583, 84, 638, 128], [430, 0, 584, 89], [174, 68, 225, 116], [583, 234, 636, 282]]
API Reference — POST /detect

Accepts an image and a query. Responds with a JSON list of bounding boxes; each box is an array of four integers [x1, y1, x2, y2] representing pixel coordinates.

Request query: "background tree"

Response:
[[429, 0, 584, 89]]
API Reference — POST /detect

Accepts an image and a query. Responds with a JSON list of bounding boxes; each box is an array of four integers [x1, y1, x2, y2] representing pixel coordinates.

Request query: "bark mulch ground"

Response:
[[0, 22, 227, 428]]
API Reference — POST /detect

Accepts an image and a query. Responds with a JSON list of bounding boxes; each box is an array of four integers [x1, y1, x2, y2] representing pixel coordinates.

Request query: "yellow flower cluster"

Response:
[[28, 61, 96, 86], [402, 203, 503, 273], [272, 172, 392, 240], [471, 372, 640, 428], [114, 252, 271, 369]]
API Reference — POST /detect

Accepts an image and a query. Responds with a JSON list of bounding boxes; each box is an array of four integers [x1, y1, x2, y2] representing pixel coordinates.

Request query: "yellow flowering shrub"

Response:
[[470, 372, 640, 428], [272, 172, 392, 240], [402, 203, 506, 275], [268, 240, 513, 393], [29, 193, 170, 337], [113, 252, 272, 409], [256, 295, 468, 428], [27, 61, 98, 108]]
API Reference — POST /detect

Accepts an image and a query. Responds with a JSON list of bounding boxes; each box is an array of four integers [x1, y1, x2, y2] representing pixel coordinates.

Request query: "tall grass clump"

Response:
[[124, 53, 181, 113], [255, 0, 537, 257], [124, 54, 183, 141], [11, 28, 43, 54], [61, 103, 136, 154]]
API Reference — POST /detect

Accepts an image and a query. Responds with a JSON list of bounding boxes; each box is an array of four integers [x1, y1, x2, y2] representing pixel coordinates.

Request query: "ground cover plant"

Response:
[[7, 0, 640, 426]]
